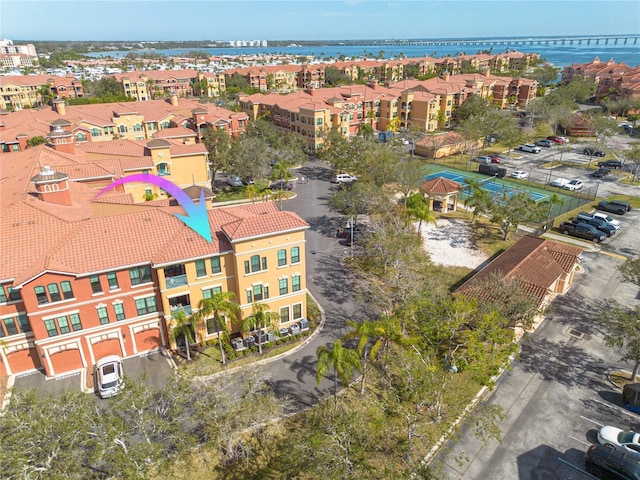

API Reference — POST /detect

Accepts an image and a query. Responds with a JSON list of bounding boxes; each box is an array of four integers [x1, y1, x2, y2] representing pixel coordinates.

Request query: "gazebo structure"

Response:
[[419, 176, 462, 212], [182, 183, 216, 206]]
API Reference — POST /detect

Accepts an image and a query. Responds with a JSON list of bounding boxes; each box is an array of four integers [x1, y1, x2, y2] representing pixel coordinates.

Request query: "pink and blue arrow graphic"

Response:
[[95, 174, 212, 243]]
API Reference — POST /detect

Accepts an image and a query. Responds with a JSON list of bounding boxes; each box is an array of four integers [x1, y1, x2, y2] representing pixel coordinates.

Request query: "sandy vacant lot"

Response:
[[417, 218, 490, 269]]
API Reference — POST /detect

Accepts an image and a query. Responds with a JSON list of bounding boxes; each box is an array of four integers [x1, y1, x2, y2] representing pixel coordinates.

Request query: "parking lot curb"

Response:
[[191, 292, 325, 384]]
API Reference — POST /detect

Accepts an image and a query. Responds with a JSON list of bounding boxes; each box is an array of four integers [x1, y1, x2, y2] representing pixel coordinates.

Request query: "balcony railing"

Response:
[[165, 274, 187, 288], [170, 304, 192, 316]]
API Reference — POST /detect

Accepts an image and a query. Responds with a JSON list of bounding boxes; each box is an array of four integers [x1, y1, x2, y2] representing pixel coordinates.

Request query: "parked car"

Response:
[[270, 180, 294, 191], [517, 143, 541, 153], [226, 175, 243, 187], [547, 135, 569, 144], [597, 200, 631, 215], [572, 217, 616, 237], [335, 173, 358, 183], [597, 159, 623, 169], [535, 139, 553, 147], [592, 212, 621, 229], [510, 170, 529, 179], [549, 177, 570, 188], [592, 167, 612, 178], [585, 444, 640, 480], [563, 179, 584, 191], [472, 156, 492, 164], [583, 147, 606, 157], [95, 356, 125, 399], [558, 221, 606, 243], [597, 426, 640, 459], [490, 155, 501, 163]]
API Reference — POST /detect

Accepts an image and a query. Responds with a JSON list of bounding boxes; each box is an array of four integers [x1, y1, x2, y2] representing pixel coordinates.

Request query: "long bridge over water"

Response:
[[329, 34, 639, 48]]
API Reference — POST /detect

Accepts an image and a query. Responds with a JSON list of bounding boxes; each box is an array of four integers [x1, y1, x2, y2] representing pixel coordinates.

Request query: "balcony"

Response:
[[165, 274, 187, 288]]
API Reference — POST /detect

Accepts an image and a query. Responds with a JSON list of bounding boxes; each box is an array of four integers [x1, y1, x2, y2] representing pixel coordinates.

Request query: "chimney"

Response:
[[30, 166, 72, 206], [369, 78, 378, 90], [441, 70, 451, 81], [169, 93, 179, 106], [593, 57, 600, 64], [482, 67, 490, 77], [48, 125, 75, 154], [16, 134, 28, 151], [53, 99, 66, 116], [306, 83, 316, 96]]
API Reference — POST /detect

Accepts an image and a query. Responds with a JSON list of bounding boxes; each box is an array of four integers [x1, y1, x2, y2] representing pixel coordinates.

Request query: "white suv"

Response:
[[335, 174, 357, 183], [517, 144, 541, 153]]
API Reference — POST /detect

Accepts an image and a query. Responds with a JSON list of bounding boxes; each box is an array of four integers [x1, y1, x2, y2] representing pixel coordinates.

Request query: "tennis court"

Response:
[[424, 170, 548, 202]]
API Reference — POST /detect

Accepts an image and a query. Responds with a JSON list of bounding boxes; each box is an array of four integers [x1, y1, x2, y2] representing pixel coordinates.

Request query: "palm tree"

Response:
[[270, 188, 288, 211], [542, 192, 565, 228], [463, 178, 491, 224], [170, 309, 195, 361], [316, 340, 361, 405], [245, 184, 258, 203], [357, 123, 374, 140], [405, 192, 437, 235], [193, 292, 240, 365], [241, 302, 279, 354], [387, 116, 401, 133]]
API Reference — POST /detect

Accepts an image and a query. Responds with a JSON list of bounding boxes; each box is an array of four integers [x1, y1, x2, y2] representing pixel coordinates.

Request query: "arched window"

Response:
[[75, 132, 87, 142], [133, 123, 142, 132], [118, 124, 128, 133]]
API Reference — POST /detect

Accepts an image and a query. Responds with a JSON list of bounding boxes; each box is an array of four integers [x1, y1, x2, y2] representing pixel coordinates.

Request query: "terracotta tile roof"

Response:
[[169, 143, 208, 156], [78, 139, 145, 157], [221, 210, 308, 241], [118, 156, 154, 171], [420, 177, 462, 195], [456, 235, 582, 307], [153, 126, 197, 139], [56, 162, 116, 181]]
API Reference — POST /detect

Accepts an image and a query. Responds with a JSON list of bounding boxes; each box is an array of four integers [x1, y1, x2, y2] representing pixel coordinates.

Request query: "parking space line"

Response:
[[570, 435, 591, 446], [590, 397, 639, 419], [580, 415, 603, 427]]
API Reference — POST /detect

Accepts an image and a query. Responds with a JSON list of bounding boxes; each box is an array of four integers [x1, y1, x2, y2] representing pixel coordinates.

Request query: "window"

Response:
[[17, 314, 30, 333], [279, 278, 288, 295], [135, 297, 158, 316], [195, 259, 207, 278], [3, 318, 18, 336], [90, 275, 103, 294], [69, 313, 82, 331], [118, 124, 128, 133], [157, 162, 170, 176], [292, 275, 301, 292], [8, 287, 21, 302], [203, 286, 222, 299], [278, 249, 287, 267], [97, 307, 109, 325], [210, 256, 221, 274], [291, 247, 300, 264], [45, 319, 58, 337], [35, 286, 48, 305], [280, 306, 290, 323], [57, 316, 70, 334], [206, 316, 225, 336], [246, 284, 269, 304], [107, 272, 119, 290], [46, 283, 62, 302], [130, 266, 152, 285], [61, 281, 73, 300], [293, 303, 303, 320], [245, 255, 267, 274], [0, 286, 6, 303], [113, 303, 125, 321]]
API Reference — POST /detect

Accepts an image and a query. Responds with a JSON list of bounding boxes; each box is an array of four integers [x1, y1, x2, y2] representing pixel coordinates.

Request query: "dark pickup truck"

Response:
[[571, 218, 616, 237], [558, 222, 606, 243], [596, 200, 631, 215]]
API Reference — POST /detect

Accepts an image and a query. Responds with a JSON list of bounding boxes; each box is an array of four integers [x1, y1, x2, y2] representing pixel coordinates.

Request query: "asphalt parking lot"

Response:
[[434, 207, 640, 479], [496, 134, 638, 201], [10, 349, 174, 399]]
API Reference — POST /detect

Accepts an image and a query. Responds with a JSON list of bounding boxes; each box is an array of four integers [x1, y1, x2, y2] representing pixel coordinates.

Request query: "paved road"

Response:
[[262, 159, 371, 409], [433, 207, 640, 480]]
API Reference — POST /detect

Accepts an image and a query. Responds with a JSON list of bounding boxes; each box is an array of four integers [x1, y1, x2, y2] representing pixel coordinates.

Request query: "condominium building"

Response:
[[0, 146, 309, 378]]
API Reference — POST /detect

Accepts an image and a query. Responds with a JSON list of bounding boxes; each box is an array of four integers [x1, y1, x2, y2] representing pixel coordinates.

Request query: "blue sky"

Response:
[[2, 1, 639, 41]]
